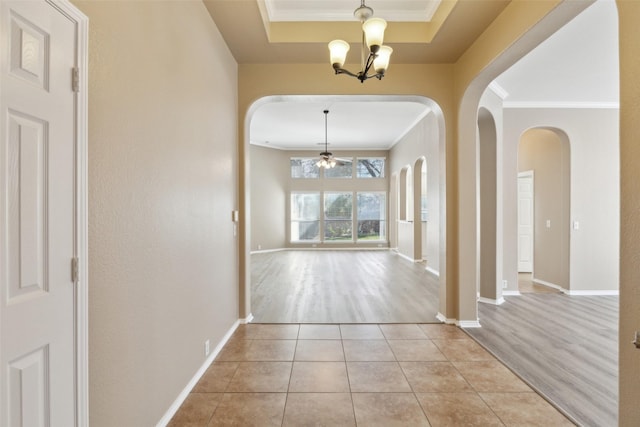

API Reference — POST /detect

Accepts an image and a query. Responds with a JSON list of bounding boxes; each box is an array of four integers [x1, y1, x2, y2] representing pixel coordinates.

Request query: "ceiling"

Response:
[[250, 101, 430, 150], [263, 0, 442, 23], [204, 0, 618, 151]]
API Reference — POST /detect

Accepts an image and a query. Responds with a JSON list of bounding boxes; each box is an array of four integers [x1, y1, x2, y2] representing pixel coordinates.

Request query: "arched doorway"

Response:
[[242, 95, 448, 322], [517, 127, 571, 291]]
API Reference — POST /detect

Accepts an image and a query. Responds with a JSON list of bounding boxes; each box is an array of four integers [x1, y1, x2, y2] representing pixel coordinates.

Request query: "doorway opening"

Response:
[[243, 95, 447, 324]]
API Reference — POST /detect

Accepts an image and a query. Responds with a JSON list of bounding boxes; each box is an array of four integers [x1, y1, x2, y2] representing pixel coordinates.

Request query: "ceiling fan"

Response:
[[317, 109, 348, 168]]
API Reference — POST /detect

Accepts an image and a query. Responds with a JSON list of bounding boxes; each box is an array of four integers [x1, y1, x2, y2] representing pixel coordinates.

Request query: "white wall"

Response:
[[502, 108, 620, 293], [250, 145, 288, 251], [74, 1, 239, 425], [390, 112, 440, 272]]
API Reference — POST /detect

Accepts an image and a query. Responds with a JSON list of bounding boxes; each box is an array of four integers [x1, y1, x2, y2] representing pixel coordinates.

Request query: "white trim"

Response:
[[533, 277, 619, 295], [395, 251, 421, 263], [286, 246, 390, 251], [488, 81, 509, 100], [564, 289, 619, 296], [45, 1, 90, 425], [532, 278, 566, 292], [156, 320, 240, 427], [478, 296, 505, 305], [240, 313, 254, 324], [425, 266, 440, 277], [436, 313, 456, 324], [250, 248, 286, 254], [457, 320, 482, 328], [502, 290, 522, 296], [390, 108, 432, 148], [503, 101, 619, 109]]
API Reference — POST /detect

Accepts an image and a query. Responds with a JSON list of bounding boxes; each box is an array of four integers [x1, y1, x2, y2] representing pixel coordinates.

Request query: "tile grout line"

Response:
[[280, 324, 301, 426], [338, 325, 359, 426]]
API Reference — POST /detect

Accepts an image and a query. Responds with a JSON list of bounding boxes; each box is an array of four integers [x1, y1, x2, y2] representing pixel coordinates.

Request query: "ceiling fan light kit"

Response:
[[317, 109, 340, 169], [328, 0, 393, 83]]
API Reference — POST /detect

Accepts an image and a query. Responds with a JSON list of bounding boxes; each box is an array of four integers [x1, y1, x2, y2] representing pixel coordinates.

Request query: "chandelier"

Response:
[[328, 0, 393, 83]]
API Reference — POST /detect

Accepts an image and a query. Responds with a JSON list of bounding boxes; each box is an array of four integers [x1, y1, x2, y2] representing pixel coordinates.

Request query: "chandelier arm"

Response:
[[333, 67, 361, 79], [362, 51, 377, 77]]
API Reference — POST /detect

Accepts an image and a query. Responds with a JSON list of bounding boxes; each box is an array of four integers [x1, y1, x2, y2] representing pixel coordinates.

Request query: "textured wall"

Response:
[[503, 108, 619, 292], [518, 128, 570, 289], [73, 1, 239, 425], [617, 0, 640, 423], [390, 113, 441, 272], [249, 145, 288, 251]]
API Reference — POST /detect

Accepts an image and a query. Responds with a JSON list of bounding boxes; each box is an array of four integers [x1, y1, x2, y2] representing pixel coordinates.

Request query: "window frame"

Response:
[[290, 191, 321, 243], [356, 157, 386, 179], [356, 191, 387, 242]]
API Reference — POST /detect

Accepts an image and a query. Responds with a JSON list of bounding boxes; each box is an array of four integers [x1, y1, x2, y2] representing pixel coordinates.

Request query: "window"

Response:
[[357, 158, 385, 178], [324, 192, 353, 241], [290, 192, 320, 241], [357, 193, 386, 241], [324, 158, 353, 178], [291, 158, 320, 178]]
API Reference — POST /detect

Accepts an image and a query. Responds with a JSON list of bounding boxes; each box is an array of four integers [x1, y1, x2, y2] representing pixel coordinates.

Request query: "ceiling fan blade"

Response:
[[333, 157, 351, 163]]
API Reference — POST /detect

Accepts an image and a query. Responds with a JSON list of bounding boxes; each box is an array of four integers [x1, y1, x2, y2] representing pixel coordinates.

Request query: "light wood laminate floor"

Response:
[[250, 250, 440, 323], [465, 294, 618, 427]]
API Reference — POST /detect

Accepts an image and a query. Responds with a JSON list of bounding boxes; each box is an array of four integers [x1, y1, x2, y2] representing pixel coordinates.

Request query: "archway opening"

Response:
[[242, 95, 448, 323], [517, 128, 570, 292]]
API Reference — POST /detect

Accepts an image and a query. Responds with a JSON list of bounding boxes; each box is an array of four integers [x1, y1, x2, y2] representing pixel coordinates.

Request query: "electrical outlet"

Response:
[[257, 244, 262, 250], [204, 340, 210, 356], [502, 280, 508, 289]]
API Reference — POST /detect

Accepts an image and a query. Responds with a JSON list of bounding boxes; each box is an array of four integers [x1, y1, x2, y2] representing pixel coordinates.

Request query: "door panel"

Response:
[[1, 1, 77, 425]]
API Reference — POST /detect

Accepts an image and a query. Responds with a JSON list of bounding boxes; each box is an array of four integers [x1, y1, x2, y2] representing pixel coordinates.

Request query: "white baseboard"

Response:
[[425, 266, 440, 277], [436, 313, 456, 324], [288, 246, 390, 251], [240, 313, 254, 324], [532, 277, 566, 293], [395, 251, 420, 263], [478, 296, 505, 305], [156, 320, 240, 427], [564, 289, 619, 296], [502, 290, 521, 296], [250, 248, 286, 254], [458, 319, 482, 328]]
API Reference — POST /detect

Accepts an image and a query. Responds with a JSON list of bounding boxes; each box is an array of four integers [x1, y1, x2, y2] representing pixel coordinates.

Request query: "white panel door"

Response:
[[0, 1, 77, 426], [518, 173, 534, 273]]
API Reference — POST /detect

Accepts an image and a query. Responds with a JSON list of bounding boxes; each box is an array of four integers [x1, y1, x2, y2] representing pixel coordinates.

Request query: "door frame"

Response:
[[47, 1, 89, 425], [517, 170, 534, 274]]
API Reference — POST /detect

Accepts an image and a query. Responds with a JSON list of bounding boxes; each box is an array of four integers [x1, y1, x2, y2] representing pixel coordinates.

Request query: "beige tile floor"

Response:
[[169, 324, 573, 427]]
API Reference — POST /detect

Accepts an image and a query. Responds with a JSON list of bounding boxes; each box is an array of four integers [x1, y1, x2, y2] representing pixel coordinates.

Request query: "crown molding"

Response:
[[503, 101, 619, 109], [488, 82, 509, 100]]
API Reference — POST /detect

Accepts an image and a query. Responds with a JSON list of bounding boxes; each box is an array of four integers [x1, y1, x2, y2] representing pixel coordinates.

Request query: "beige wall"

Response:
[[478, 107, 498, 300], [503, 108, 619, 293], [389, 113, 441, 272], [250, 145, 288, 251], [518, 129, 571, 289], [73, 1, 239, 425], [618, 1, 640, 423], [249, 146, 390, 250]]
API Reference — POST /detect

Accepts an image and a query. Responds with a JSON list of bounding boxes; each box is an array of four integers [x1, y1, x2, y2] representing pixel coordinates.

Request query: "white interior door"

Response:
[[518, 172, 534, 272], [1, 1, 79, 425]]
